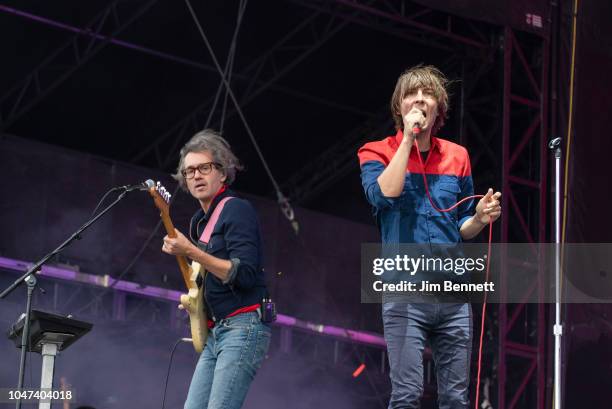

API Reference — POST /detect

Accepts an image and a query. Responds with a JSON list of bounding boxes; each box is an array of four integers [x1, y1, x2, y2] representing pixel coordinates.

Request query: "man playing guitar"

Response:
[[161, 129, 271, 409]]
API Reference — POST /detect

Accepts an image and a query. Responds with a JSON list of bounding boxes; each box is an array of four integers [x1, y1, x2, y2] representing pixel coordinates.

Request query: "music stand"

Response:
[[7, 310, 92, 409]]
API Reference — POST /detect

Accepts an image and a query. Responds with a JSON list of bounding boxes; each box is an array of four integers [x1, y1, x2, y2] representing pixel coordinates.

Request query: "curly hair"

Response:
[[172, 129, 243, 191]]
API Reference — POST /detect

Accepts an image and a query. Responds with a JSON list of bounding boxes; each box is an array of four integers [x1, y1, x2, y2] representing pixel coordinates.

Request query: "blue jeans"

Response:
[[184, 311, 271, 409], [382, 302, 472, 409]]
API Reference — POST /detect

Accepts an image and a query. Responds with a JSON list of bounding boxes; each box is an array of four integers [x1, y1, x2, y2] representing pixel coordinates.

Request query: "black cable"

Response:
[[161, 338, 184, 409], [219, 0, 247, 133], [184, 0, 298, 233], [72, 1, 248, 316], [90, 187, 122, 218], [74, 1, 248, 317], [72, 183, 182, 315], [32, 190, 128, 281], [71, 219, 160, 314], [183, 0, 285, 196], [206, 0, 247, 130]]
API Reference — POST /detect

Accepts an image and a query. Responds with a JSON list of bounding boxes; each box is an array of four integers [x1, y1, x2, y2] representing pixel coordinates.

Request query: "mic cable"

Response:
[[413, 139, 493, 409]]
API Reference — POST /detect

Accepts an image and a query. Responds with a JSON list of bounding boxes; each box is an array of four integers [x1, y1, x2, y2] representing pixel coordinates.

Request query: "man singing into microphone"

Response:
[[358, 65, 501, 408], [161, 130, 270, 409]]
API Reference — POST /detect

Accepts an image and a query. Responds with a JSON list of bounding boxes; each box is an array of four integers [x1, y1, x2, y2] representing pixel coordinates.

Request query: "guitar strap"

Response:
[[197, 196, 235, 288], [199, 196, 235, 246], [197, 196, 235, 322]]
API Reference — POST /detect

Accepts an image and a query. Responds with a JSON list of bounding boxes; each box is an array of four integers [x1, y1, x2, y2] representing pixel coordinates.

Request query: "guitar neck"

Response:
[[159, 211, 195, 290]]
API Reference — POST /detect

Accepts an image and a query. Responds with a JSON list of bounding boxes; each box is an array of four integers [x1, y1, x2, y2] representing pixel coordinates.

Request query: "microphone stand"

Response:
[[0, 188, 131, 409], [548, 136, 563, 409]]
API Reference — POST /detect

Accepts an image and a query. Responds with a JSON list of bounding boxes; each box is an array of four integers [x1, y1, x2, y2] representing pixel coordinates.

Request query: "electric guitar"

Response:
[[148, 181, 207, 353]]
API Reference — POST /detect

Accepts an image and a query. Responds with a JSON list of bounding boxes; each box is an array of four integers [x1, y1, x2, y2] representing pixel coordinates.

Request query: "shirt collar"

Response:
[[211, 184, 228, 202], [203, 185, 230, 220], [189, 186, 231, 242]]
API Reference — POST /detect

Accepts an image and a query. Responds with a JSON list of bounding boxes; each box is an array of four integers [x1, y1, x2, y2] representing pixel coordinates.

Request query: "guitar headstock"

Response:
[[148, 181, 172, 217]]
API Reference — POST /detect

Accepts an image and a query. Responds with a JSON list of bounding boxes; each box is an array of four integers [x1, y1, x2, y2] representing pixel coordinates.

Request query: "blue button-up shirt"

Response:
[[358, 130, 475, 245], [188, 189, 267, 320]]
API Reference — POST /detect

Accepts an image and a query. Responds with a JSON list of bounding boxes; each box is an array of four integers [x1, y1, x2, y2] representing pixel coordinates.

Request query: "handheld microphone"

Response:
[[411, 110, 425, 134], [118, 179, 155, 192]]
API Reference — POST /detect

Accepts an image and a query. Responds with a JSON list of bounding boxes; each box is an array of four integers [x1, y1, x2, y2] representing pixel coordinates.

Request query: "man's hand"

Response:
[[402, 108, 426, 140], [162, 229, 195, 257], [475, 188, 502, 225]]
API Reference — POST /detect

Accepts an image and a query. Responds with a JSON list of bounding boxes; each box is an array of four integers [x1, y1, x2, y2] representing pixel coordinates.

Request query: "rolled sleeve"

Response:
[[458, 213, 473, 231], [360, 161, 400, 210], [222, 257, 241, 285], [222, 199, 261, 289], [456, 162, 475, 230]]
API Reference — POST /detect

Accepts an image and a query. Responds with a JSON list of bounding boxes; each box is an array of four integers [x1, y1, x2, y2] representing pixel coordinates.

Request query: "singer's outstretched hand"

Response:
[[475, 188, 502, 225]]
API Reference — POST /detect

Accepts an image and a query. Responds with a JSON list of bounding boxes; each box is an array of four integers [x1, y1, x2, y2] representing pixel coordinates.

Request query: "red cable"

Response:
[[352, 363, 366, 378], [413, 137, 492, 409]]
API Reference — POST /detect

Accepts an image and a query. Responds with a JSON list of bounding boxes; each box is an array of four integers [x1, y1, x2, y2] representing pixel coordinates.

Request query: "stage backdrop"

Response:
[[560, 0, 612, 407], [0, 134, 380, 331], [0, 134, 385, 408]]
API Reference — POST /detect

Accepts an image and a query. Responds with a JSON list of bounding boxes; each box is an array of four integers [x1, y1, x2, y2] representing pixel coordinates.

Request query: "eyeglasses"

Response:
[[181, 162, 222, 179]]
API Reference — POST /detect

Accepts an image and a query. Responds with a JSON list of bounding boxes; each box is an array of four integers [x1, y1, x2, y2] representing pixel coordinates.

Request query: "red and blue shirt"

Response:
[[358, 130, 474, 245]]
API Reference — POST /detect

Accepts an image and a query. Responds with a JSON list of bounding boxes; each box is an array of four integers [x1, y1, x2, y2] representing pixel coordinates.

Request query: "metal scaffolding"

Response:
[[290, 0, 491, 52], [499, 25, 550, 409], [130, 9, 358, 169], [0, 0, 160, 131], [1, 2, 556, 408], [285, 3, 552, 408], [0, 5, 370, 126], [280, 53, 462, 205]]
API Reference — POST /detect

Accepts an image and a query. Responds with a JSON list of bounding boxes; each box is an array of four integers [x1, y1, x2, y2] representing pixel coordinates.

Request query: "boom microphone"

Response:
[[118, 179, 155, 192]]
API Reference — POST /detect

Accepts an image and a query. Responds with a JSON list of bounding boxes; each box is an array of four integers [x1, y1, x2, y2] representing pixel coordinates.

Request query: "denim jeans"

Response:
[[382, 302, 472, 409], [184, 311, 271, 409]]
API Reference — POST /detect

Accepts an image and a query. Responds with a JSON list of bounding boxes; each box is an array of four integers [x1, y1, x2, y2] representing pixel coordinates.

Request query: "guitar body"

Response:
[[179, 261, 208, 353]]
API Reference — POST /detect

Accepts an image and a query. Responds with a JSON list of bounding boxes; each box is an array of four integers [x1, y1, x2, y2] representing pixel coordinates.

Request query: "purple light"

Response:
[[0, 256, 386, 347]]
